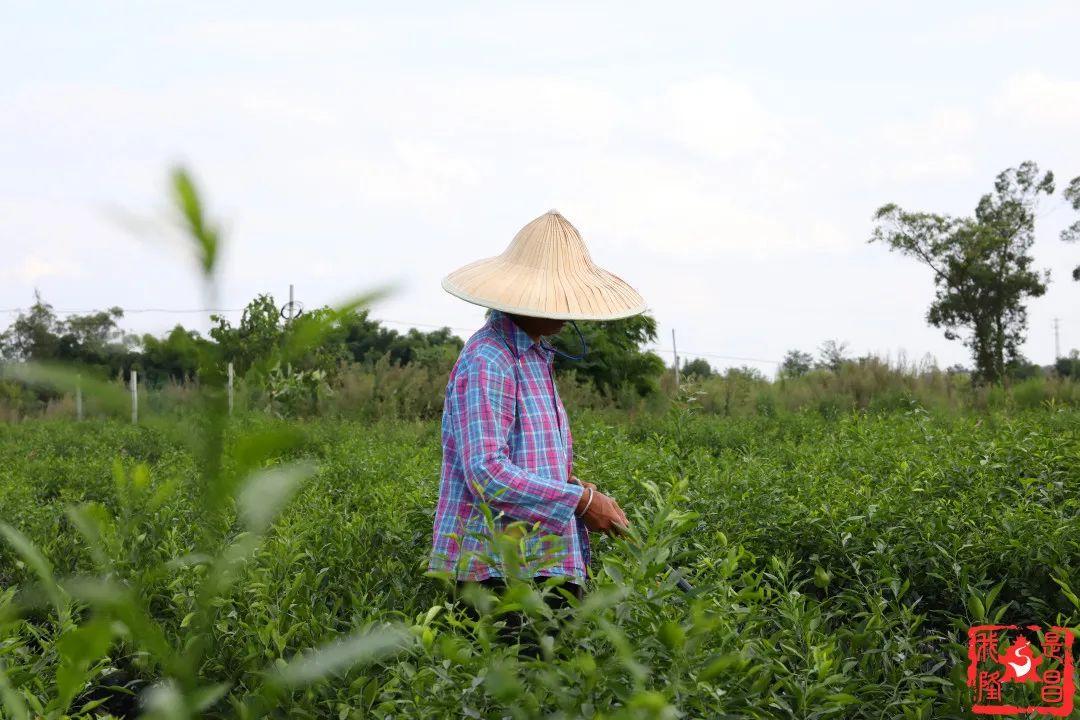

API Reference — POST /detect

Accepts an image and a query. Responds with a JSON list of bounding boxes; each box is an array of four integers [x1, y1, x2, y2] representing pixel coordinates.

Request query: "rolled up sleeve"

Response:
[[456, 357, 583, 535]]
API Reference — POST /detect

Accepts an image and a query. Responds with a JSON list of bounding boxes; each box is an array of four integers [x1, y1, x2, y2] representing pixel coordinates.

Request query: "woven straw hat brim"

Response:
[[442, 260, 647, 321], [442, 211, 647, 321]]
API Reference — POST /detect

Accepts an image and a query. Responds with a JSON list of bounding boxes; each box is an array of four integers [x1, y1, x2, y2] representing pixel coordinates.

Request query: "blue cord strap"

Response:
[[541, 320, 588, 361]]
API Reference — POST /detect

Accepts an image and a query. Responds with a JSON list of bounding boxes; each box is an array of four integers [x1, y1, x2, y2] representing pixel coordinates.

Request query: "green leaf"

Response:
[[1, 362, 129, 416], [237, 461, 316, 533], [1052, 576, 1080, 609], [55, 621, 115, 716], [701, 653, 744, 681], [280, 291, 392, 365], [966, 594, 985, 622], [0, 522, 67, 622], [191, 682, 231, 712], [56, 618, 114, 664], [659, 621, 685, 652], [826, 693, 859, 705], [65, 504, 113, 568], [141, 679, 187, 720], [269, 625, 411, 688], [171, 166, 219, 276], [0, 662, 29, 720], [484, 664, 522, 703]]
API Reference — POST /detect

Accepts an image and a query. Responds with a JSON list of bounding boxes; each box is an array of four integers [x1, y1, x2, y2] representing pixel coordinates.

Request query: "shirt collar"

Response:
[[488, 309, 544, 359]]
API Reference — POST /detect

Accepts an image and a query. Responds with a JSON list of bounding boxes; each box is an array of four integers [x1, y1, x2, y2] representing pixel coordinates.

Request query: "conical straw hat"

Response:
[[442, 210, 646, 321]]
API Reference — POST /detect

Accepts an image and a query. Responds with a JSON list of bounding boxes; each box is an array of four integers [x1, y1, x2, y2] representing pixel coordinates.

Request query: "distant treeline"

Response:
[[0, 291, 464, 386], [3, 290, 1079, 422], [0, 292, 670, 417]]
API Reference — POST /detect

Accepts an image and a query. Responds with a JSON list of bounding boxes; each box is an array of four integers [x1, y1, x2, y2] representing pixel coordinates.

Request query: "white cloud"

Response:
[[178, 18, 378, 56], [859, 108, 976, 183], [995, 71, 1080, 128], [654, 74, 786, 161], [4, 255, 80, 283], [917, 2, 1080, 45]]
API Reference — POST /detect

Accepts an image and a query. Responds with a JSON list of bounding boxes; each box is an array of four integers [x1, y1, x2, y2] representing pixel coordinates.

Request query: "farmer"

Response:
[[429, 209, 646, 622]]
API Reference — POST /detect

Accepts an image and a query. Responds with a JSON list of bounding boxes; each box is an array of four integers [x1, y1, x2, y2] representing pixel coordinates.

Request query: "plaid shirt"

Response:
[[428, 310, 588, 582]]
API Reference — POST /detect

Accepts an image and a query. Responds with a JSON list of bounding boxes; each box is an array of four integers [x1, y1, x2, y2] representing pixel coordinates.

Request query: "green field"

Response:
[[1, 405, 1078, 718]]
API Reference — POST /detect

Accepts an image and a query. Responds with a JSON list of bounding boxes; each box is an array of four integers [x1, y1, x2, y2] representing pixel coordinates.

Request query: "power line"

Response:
[[647, 346, 781, 365]]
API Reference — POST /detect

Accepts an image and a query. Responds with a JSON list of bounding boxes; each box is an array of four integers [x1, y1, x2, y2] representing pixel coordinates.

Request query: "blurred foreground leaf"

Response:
[[268, 626, 412, 688], [0, 362, 129, 416]]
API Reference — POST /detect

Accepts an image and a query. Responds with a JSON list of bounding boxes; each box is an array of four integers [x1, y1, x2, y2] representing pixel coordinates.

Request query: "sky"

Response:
[[3, 1, 1079, 375]]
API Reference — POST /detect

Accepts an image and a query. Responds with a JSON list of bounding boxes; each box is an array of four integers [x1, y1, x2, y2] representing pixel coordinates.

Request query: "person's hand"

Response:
[[569, 475, 597, 493], [575, 488, 630, 536]]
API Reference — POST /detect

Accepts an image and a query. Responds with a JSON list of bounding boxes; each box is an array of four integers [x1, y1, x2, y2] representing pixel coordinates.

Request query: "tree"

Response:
[[871, 161, 1052, 384], [681, 357, 714, 379], [780, 349, 813, 378], [816, 340, 849, 372], [0, 291, 61, 361], [209, 294, 284, 376], [58, 307, 131, 368], [1006, 354, 1042, 380], [334, 310, 462, 367], [551, 314, 665, 397], [1063, 175, 1080, 281], [140, 326, 206, 385], [1056, 350, 1080, 379], [0, 292, 135, 373]]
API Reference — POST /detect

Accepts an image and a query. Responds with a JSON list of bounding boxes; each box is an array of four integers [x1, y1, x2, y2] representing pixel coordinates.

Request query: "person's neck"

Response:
[[509, 315, 542, 343]]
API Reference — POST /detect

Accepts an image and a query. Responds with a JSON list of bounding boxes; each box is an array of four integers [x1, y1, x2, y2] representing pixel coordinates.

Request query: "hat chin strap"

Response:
[[542, 320, 588, 361]]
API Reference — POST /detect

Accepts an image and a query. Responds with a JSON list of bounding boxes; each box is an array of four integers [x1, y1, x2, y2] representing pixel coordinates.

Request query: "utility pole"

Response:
[[672, 329, 680, 390], [285, 284, 296, 377], [1053, 317, 1061, 360]]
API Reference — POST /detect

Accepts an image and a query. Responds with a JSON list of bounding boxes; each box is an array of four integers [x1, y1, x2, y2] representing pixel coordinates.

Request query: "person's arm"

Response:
[[456, 357, 583, 535]]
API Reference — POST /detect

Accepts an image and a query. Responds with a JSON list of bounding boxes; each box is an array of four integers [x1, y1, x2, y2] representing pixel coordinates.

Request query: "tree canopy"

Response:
[[551, 314, 665, 397], [1063, 175, 1080, 281], [871, 161, 1052, 384], [2, 293, 671, 401]]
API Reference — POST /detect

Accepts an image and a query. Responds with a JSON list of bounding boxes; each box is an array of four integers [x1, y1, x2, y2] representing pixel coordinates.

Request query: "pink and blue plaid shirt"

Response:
[[428, 310, 589, 582]]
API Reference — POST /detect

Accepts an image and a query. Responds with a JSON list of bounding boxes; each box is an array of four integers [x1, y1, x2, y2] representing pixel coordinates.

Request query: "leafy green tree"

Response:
[[209, 294, 284, 376], [1006, 354, 1043, 380], [552, 314, 664, 397], [140, 325, 206, 385], [780, 349, 813, 378], [816, 340, 849, 372], [871, 161, 1052, 383], [57, 307, 129, 364], [1055, 350, 1080, 378], [1063, 175, 1080, 281], [0, 292, 62, 361], [681, 357, 714, 379], [0, 292, 136, 376], [333, 310, 462, 367]]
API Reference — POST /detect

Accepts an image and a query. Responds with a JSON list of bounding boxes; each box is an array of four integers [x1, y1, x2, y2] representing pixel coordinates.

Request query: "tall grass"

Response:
[[5, 357, 1077, 424]]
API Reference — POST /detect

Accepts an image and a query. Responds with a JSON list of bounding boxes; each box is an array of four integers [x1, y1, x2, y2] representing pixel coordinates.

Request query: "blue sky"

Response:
[[3, 2, 1079, 373]]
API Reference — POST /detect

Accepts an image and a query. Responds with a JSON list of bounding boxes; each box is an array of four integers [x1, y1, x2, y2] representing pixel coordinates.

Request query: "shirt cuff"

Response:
[[546, 481, 585, 535]]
